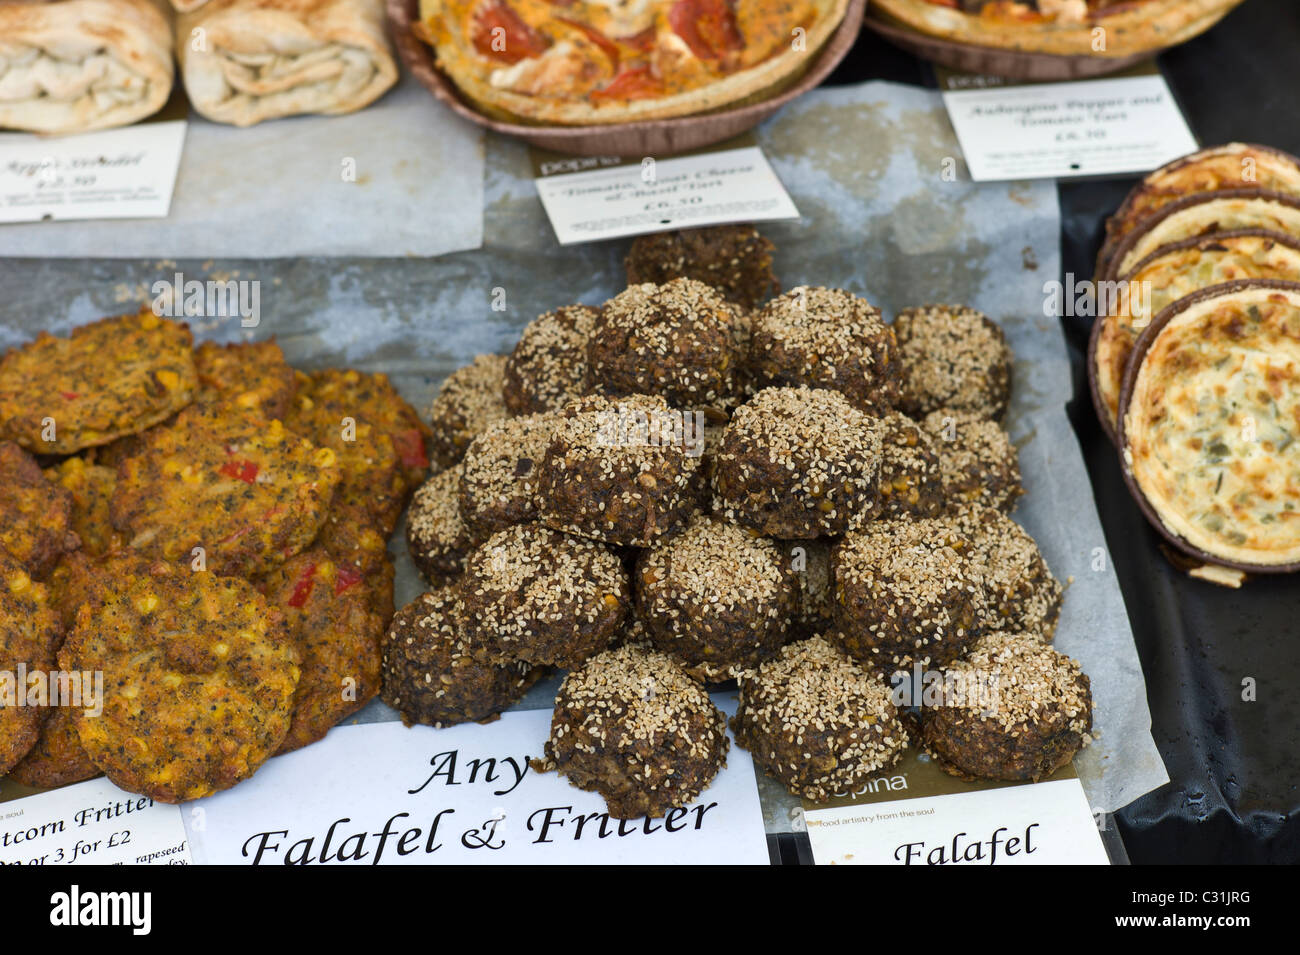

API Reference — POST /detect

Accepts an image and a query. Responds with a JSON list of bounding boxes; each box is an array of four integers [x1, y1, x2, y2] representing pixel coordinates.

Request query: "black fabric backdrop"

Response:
[[822, 0, 1300, 864]]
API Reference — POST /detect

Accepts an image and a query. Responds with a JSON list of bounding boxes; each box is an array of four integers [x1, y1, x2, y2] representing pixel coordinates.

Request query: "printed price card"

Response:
[[939, 64, 1198, 182], [803, 750, 1109, 866], [0, 118, 187, 224], [532, 137, 799, 245], [183, 704, 769, 865], [0, 776, 191, 866]]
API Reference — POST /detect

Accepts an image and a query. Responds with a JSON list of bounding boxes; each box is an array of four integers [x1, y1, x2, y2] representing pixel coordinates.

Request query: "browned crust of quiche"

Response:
[[870, 0, 1242, 58]]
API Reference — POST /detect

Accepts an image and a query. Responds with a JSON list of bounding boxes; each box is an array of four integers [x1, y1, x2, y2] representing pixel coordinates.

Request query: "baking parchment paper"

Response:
[[0, 81, 1166, 828], [0, 75, 485, 259]]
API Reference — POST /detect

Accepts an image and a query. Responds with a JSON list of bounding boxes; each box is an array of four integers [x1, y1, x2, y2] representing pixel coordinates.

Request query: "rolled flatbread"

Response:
[[178, 0, 398, 126], [0, 0, 175, 134]]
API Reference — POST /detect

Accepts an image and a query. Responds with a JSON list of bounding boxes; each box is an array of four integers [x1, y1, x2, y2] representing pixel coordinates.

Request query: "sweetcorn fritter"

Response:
[[0, 310, 197, 454], [111, 402, 340, 577], [59, 566, 300, 803], [0, 549, 62, 777], [0, 441, 79, 578]]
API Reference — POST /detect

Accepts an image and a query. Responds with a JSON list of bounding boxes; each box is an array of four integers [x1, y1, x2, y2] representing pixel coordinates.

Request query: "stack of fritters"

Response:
[[0, 313, 429, 799]]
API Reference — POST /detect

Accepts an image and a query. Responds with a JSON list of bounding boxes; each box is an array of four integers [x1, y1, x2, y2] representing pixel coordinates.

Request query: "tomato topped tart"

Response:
[[869, 0, 1244, 57], [415, 0, 850, 124]]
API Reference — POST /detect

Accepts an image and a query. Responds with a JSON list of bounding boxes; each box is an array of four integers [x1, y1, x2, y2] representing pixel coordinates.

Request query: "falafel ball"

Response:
[[624, 225, 778, 310], [426, 355, 509, 470], [922, 408, 1025, 513], [459, 523, 630, 670], [748, 286, 902, 413], [503, 306, 599, 415], [921, 631, 1092, 782], [863, 411, 946, 522], [635, 515, 796, 681], [457, 411, 556, 538], [381, 588, 541, 728], [733, 636, 908, 802], [535, 393, 706, 547], [895, 304, 1013, 420], [712, 387, 881, 538], [586, 279, 742, 411], [830, 518, 979, 670], [954, 506, 1064, 640], [406, 464, 482, 586], [538, 642, 729, 819]]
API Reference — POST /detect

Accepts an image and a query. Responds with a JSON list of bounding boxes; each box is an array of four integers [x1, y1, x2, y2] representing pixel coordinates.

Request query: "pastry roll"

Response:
[[177, 0, 398, 126], [0, 0, 175, 134]]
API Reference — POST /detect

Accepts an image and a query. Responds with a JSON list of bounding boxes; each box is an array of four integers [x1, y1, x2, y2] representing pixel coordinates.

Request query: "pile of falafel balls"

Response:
[[394, 225, 1094, 820]]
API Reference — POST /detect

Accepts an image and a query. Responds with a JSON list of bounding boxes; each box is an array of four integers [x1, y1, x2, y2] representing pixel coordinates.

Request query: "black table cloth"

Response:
[[824, 0, 1299, 864]]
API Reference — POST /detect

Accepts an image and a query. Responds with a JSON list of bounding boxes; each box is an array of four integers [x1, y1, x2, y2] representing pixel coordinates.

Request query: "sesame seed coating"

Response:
[[623, 224, 779, 311], [783, 537, 834, 635], [504, 306, 599, 415], [427, 355, 509, 470], [895, 304, 1013, 420], [712, 386, 881, 538], [635, 515, 796, 682], [586, 279, 743, 410], [748, 286, 902, 413], [541, 642, 729, 819], [921, 631, 1092, 783], [535, 393, 705, 547], [458, 523, 630, 669], [922, 408, 1025, 513], [732, 636, 908, 803], [857, 411, 945, 523], [380, 587, 541, 729], [406, 464, 482, 586], [831, 518, 980, 670], [951, 506, 1063, 640], [458, 412, 557, 538]]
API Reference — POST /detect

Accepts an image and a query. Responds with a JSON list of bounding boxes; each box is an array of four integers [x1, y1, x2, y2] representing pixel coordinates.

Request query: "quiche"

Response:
[[1091, 230, 1300, 437], [1098, 144, 1300, 277], [414, 0, 849, 124], [1109, 192, 1300, 280], [870, 0, 1243, 57], [1121, 281, 1300, 570]]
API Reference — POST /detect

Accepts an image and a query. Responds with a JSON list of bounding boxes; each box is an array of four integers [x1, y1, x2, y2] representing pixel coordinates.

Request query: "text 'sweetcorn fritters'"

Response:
[[0, 441, 79, 578], [0, 550, 62, 777], [111, 402, 340, 577], [59, 568, 300, 803], [0, 309, 197, 454]]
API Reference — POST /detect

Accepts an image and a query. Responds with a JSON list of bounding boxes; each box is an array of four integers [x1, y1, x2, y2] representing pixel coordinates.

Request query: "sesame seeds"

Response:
[[406, 465, 479, 585], [895, 305, 1013, 420], [586, 279, 742, 410], [458, 412, 557, 537], [542, 642, 729, 818], [922, 408, 1025, 513], [712, 386, 882, 537], [733, 636, 908, 803], [426, 354, 509, 469], [504, 306, 599, 415], [749, 287, 902, 412]]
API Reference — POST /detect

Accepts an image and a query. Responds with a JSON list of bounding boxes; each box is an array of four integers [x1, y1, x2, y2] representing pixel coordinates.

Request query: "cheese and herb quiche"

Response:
[[415, 0, 849, 124], [870, 0, 1242, 57], [1122, 282, 1300, 569], [1092, 231, 1300, 435], [1098, 144, 1300, 277], [1110, 192, 1300, 280]]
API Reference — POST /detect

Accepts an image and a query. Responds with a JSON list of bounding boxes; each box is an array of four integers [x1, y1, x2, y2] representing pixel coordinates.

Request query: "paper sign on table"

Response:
[[533, 139, 799, 245], [0, 120, 187, 224], [0, 777, 191, 866], [803, 750, 1109, 865], [939, 66, 1198, 182], [183, 705, 769, 865]]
